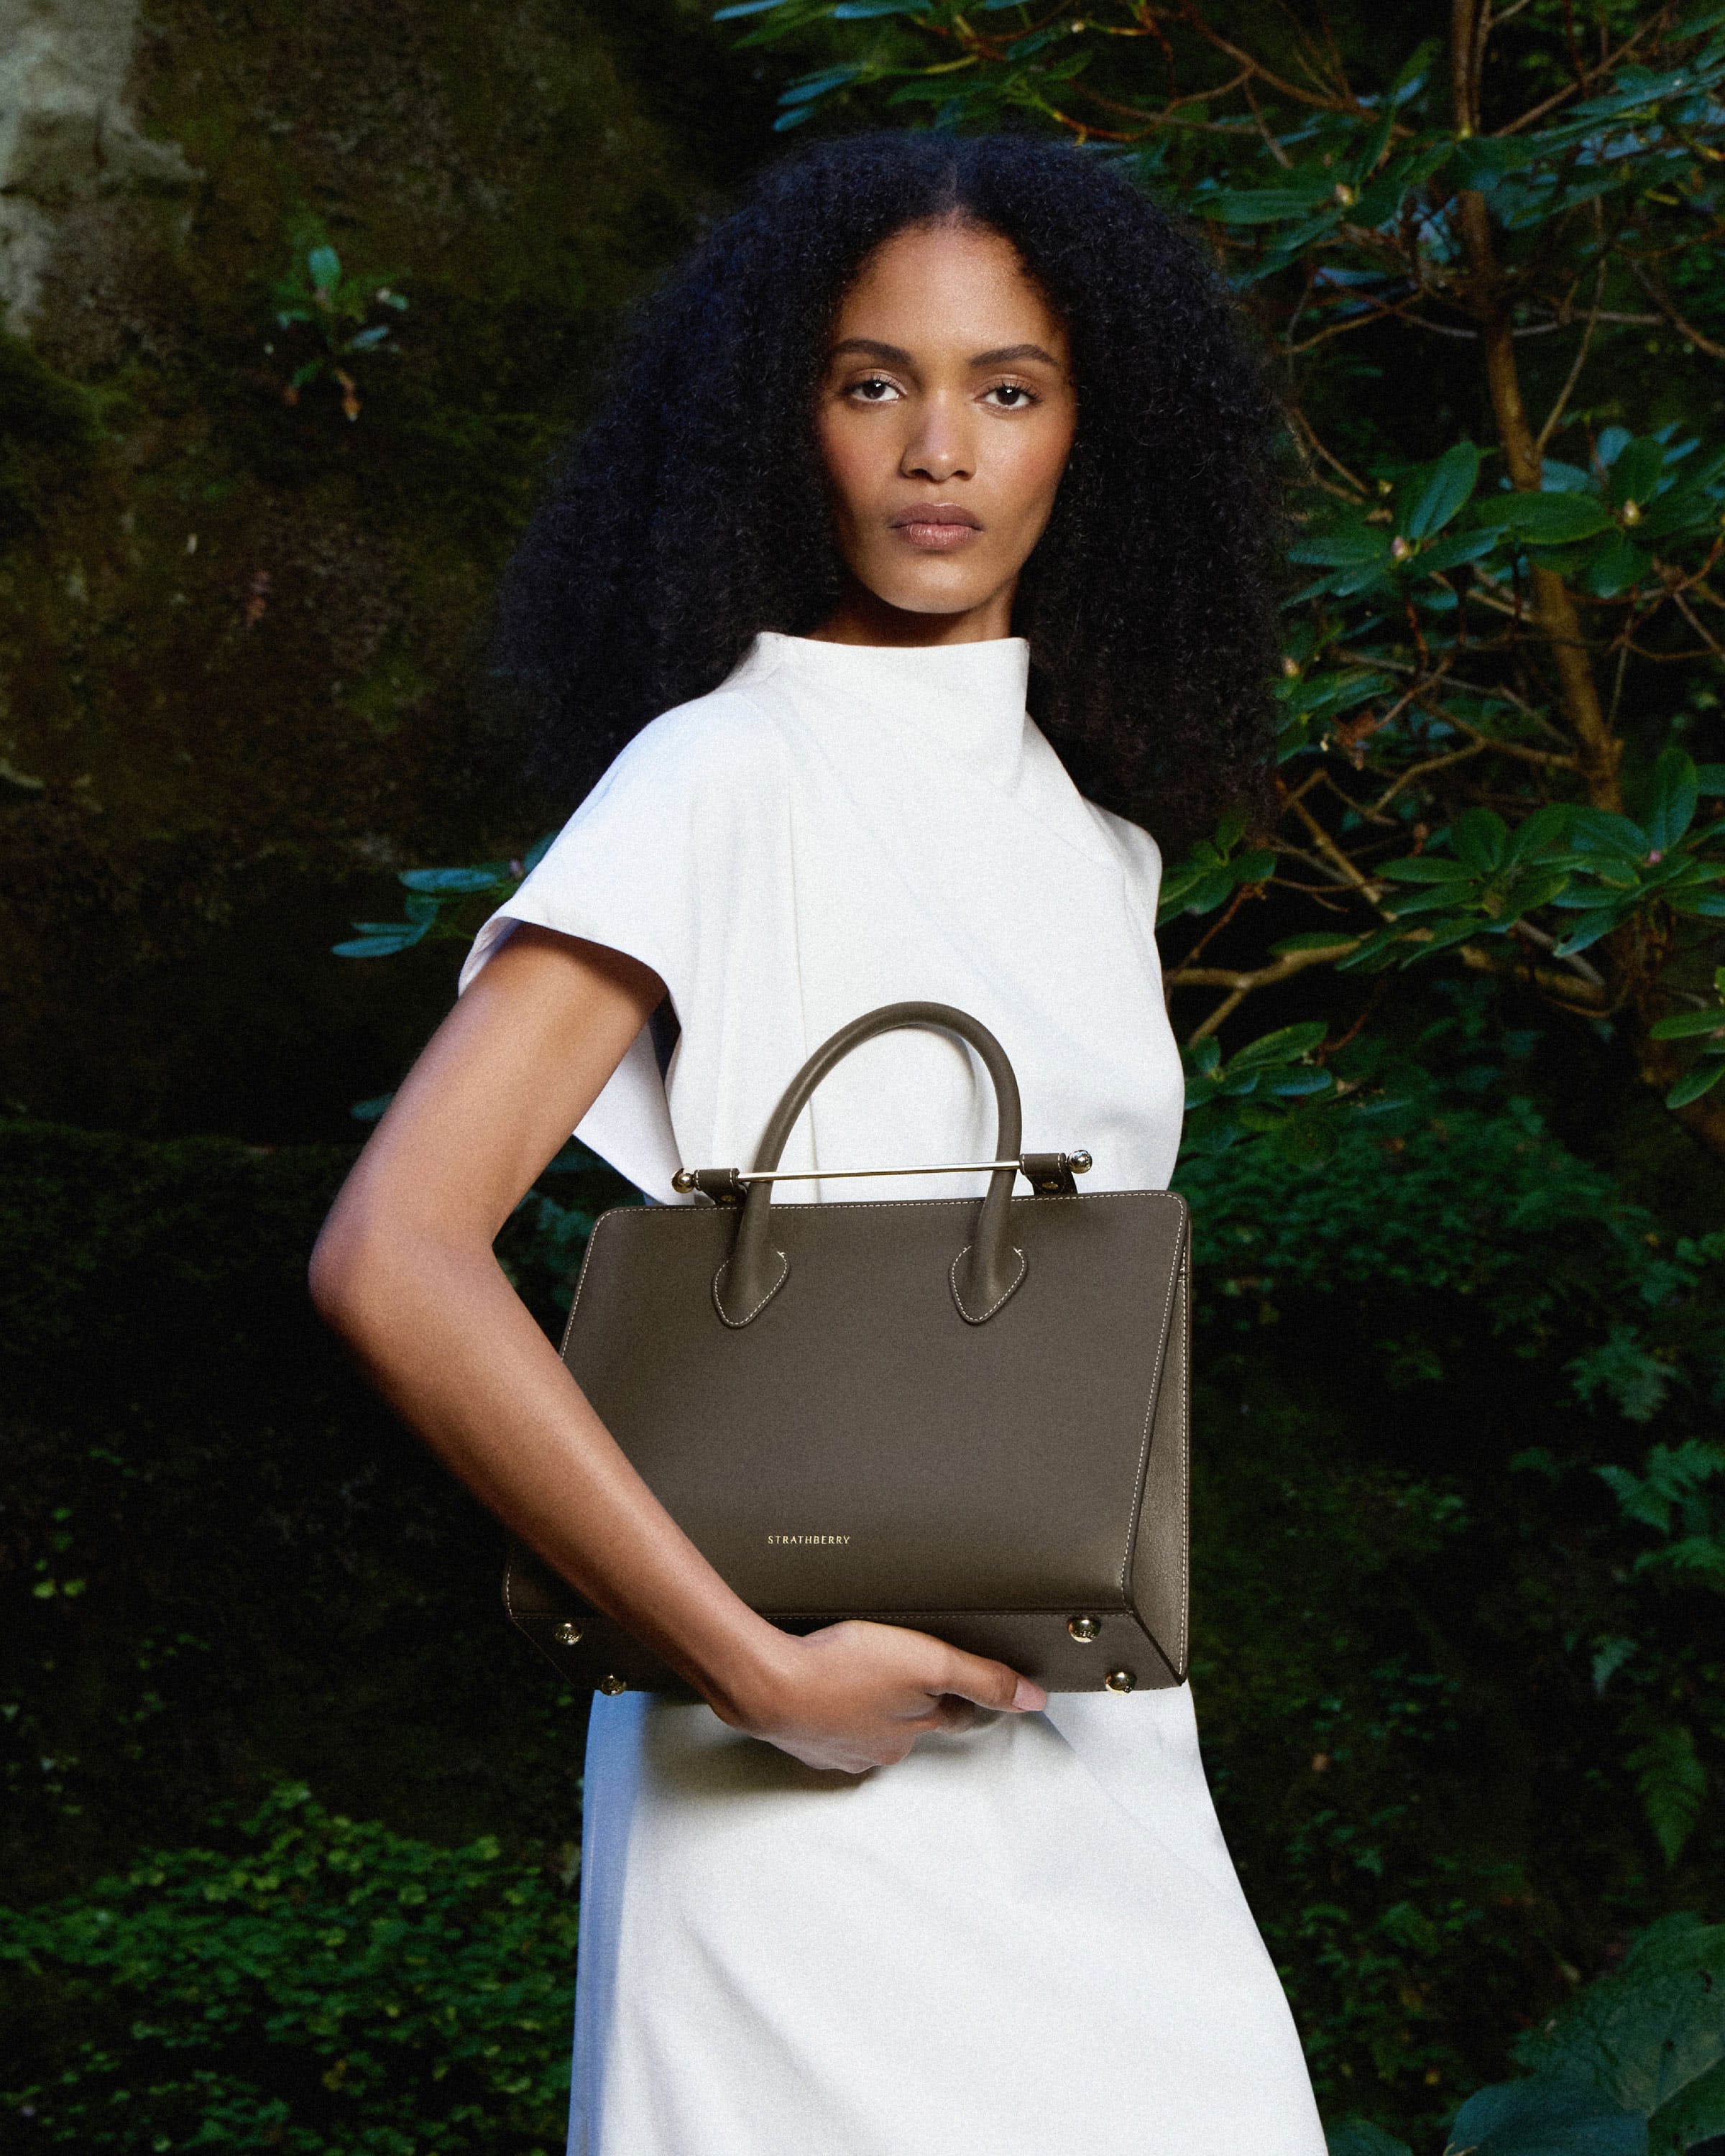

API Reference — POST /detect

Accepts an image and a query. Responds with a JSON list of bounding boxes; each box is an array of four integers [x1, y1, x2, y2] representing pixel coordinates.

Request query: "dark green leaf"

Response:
[[331, 929, 426, 958], [1406, 442, 1481, 540], [1649, 1008, 1725, 1041], [1553, 912, 1624, 958], [1505, 802, 1578, 864], [1379, 856, 1476, 884], [1420, 528, 1501, 573], [1627, 1726, 1707, 1866], [1517, 1914, 1725, 2125], [1443, 2078, 1646, 2155], [1200, 184, 1338, 224], [779, 64, 865, 106], [398, 865, 507, 893], [1570, 810, 1652, 861], [1583, 534, 1654, 599], [1267, 1067, 1336, 1098], [1668, 1061, 1725, 1107], [1480, 491, 1615, 545], [1408, 915, 1484, 959], [1607, 437, 1667, 511], [1647, 749, 1699, 854], [1327, 2121, 1414, 2156], [1383, 891, 1475, 926], [1287, 525, 1393, 568], [1334, 925, 1413, 972], [1453, 808, 1509, 873], [1229, 1020, 1328, 1071], [1651, 2055, 1725, 2154]]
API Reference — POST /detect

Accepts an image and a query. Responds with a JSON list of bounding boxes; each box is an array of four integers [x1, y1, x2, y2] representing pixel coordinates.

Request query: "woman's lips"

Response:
[[888, 503, 983, 551]]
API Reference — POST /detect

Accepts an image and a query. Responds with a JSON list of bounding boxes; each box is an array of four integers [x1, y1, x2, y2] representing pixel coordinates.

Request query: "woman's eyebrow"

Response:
[[828, 337, 915, 367], [970, 343, 1062, 368], [826, 337, 1064, 369]]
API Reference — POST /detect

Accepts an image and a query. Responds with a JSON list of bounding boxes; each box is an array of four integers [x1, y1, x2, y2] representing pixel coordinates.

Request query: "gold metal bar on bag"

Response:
[[671, 1151, 1091, 1192]]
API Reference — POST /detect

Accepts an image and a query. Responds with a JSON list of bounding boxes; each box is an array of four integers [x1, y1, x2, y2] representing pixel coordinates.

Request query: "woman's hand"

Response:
[[722, 1619, 1046, 1775]]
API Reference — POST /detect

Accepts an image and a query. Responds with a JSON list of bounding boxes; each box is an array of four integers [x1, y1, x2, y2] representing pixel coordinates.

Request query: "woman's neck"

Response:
[[810, 576, 1017, 648]]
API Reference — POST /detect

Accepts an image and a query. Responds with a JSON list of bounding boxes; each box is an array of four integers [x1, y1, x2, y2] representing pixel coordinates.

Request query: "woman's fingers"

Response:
[[932, 1645, 1047, 1716], [740, 1621, 1046, 1772]]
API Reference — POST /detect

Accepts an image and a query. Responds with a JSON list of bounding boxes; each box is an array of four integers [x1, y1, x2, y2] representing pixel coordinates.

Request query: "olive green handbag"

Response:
[[503, 1001, 1190, 1697]]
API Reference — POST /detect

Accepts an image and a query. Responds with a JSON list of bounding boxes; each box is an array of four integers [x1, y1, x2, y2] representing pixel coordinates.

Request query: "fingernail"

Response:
[[1012, 1678, 1047, 1712]]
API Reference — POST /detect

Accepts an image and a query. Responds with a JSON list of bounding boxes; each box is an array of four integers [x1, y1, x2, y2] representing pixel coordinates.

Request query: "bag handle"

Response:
[[712, 1001, 1026, 1330]]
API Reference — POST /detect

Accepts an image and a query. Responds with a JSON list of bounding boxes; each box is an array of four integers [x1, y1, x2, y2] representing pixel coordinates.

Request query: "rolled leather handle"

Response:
[[713, 1001, 1026, 1328]]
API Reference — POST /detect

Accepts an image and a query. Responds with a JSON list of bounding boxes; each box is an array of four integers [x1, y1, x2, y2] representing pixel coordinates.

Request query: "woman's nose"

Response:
[[900, 400, 974, 485]]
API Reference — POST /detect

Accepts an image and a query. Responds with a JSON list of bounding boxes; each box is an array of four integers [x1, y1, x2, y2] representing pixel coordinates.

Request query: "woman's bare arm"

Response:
[[309, 926, 1043, 1772]]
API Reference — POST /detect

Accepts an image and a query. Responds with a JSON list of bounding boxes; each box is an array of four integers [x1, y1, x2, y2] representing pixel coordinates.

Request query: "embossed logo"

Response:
[[765, 1534, 852, 1546]]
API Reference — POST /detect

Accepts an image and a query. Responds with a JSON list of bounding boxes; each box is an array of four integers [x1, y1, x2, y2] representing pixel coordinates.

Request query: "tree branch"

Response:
[[1623, 255, 1725, 362]]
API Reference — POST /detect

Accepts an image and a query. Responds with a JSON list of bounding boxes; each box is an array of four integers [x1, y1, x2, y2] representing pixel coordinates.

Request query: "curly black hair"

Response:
[[494, 132, 1282, 850]]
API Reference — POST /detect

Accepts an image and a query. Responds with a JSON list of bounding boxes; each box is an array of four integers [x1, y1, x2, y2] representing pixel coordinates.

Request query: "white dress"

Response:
[[460, 632, 1325, 2156]]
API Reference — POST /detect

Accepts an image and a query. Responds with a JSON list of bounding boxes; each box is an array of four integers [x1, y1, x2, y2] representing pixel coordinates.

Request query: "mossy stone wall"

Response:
[[0, 0, 776, 1140]]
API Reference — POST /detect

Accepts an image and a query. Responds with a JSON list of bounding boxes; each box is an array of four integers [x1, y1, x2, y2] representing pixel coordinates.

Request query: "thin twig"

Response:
[[1169, 940, 1366, 1039], [1622, 257, 1725, 360], [1497, 8, 1669, 135], [1534, 260, 1607, 456]]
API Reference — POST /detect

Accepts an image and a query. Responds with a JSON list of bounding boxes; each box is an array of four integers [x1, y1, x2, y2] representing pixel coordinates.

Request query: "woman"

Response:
[[312, 134, 1325, 2156]]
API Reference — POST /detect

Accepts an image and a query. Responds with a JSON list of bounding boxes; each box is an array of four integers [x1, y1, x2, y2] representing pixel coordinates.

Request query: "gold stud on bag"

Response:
[[502, 1001, 1191, 1697]]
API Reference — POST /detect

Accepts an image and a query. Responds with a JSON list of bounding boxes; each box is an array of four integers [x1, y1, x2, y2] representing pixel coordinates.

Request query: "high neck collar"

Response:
[[732, 631, 1032, 788]]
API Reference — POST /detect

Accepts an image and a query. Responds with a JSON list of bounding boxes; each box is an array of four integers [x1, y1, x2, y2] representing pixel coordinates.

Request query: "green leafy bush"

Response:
[[1328, 1914, 1725, 2152], [0, 1786, 577, 2153], [1, 1778, 1716, 2156]]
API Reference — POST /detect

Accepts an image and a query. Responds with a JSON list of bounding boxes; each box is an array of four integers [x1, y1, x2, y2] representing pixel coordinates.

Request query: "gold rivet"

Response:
[[553, 1621, 584, 1647], [671, 1169, 695, 1193], [1104, 1668, 1136, 1695], [599, 1673, 627, 1695], [1067, 1616, 1100, 1642]]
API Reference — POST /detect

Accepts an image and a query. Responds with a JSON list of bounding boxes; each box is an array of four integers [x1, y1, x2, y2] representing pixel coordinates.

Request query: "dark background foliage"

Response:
[[2, 2, 1724, 2152]]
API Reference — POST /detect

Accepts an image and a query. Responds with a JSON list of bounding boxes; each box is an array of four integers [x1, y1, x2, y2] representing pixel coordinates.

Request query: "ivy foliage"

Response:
[[0, 1786, 577, 2153]]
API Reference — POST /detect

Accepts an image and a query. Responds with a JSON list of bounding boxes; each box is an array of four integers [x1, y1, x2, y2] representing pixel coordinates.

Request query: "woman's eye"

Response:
[[847, 376, 901, 404], [984, 382, 1036, 410]]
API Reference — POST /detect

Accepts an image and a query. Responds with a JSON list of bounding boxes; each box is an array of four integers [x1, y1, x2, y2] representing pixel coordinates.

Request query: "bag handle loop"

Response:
[[712, 1002, 1026, 1330]]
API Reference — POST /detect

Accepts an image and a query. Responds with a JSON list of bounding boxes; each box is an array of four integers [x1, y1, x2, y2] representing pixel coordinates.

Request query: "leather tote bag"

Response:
[[503, 1001, 1190, 1698]]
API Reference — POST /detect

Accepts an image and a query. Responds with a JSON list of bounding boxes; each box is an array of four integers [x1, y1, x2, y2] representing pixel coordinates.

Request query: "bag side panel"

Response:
[[1127, 1233, 1190, 1682]]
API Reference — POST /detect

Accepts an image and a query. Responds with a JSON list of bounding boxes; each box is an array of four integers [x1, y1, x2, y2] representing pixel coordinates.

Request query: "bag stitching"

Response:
[[1117, 1212, 1184, 1616], [947, 1241, 1027, 1324], [1177, 1243, 1190, 1673], [711, 1246, 790, 1329]]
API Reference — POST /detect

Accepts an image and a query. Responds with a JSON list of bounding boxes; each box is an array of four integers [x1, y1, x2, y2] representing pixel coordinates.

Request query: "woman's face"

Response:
[[813, 218, 1077, 645]]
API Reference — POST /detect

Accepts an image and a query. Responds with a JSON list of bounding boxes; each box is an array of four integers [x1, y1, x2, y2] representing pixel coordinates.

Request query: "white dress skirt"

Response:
[[460, 631, 1326, 2156]]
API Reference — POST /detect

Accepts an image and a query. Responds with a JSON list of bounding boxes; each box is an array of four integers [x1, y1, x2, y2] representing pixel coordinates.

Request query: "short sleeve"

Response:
[[1087, 804, 1165, 962], [456, 689, 791, 1201]]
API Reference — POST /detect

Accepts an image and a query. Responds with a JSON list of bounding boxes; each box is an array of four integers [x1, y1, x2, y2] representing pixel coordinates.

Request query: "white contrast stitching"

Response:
[[1176, 1240, 1190, 1675], [555, 1206, 612, 1359], [948, 1243, 1027, 1325], [1116, 1197, 1187, 1613], [712, 1247, 790, 1329]]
